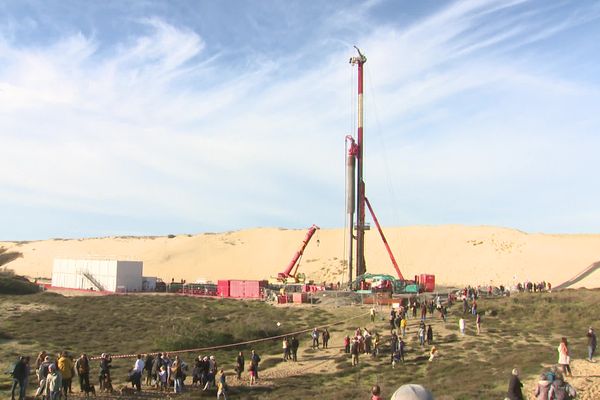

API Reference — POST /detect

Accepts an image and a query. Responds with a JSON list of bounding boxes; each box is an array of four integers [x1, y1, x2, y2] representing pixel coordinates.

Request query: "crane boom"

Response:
[[364, 197, 404, 280], [278, 224, 320, 280]]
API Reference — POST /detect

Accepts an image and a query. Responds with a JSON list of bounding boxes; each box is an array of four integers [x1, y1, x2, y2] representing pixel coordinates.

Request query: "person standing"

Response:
[[400, 318, 407, 337], [36, 355, 53, 397], [311, 328, 320, 349], [351, 339, 359, 366], [235, 352, 244, 380], [459, 318, 466, 335], [171, 358, 183, 393], [151, 353, 162, 388], [398, 338, 405, 363], [418, 325, 425, 346], [144, 353, 154, 386], [507, 368, 524, 400], [476, 313, 482, 335], [10, 356, 28, 400], [558, 337, 572, 377], [57, 351, 73, 399], [587, 327, 597, 362], [371, 384, 383, 400], [75, 353, 90, 393], [290, 336, 299, 361], [322, 328, 331, 349], [250, 350, 261, 380], [99, 353, 112, 392], [344, 335, 351, 354], [45, 364, 63, 400], [132, 354, 145, 391], [426, 325, 433, 345], [282, 337, 290, 361], [370, 307, 376, 323]]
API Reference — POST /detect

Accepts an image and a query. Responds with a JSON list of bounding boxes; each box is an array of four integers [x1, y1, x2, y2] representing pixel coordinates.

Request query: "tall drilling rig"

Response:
[[347, 47, 368, 286]]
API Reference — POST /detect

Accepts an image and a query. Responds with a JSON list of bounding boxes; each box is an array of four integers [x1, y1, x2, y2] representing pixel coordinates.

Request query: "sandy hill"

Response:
[[1, 225, 599, 288]]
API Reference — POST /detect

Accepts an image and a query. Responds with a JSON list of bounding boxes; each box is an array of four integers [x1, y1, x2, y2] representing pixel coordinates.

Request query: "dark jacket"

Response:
[[236, 355, 244, 371], [11, 360, 28, 381], [290, 337, 299, 350], [507, 375, 524, 400]]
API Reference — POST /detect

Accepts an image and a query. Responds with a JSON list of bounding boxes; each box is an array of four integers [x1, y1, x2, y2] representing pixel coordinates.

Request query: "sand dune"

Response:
[[1, 225, 599, 288]]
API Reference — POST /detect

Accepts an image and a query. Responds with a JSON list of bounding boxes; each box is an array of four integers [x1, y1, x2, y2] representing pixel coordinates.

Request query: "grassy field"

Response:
[[1, 289, 599, 399]]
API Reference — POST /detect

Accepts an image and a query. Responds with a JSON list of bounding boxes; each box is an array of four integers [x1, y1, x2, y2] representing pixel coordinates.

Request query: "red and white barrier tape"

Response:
[[90, 311, 370, 360]]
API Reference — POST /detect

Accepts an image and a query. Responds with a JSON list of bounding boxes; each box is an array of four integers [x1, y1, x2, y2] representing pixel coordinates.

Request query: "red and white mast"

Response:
[[349, 47, 368, 281]]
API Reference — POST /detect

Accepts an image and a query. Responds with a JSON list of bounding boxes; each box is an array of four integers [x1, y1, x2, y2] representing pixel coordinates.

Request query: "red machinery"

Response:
[[277, 224, 320, 282]]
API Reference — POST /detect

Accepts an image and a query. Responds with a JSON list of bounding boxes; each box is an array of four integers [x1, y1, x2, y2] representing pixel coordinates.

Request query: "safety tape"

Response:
[[89, 311, 370, 360]]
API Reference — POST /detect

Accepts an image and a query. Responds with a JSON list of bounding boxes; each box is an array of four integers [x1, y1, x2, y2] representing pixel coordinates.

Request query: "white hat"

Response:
[[390, 384, 434, 400]]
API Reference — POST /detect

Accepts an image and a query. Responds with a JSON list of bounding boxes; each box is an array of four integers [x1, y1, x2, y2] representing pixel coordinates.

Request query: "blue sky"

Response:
[[1, 0, 599, 240]]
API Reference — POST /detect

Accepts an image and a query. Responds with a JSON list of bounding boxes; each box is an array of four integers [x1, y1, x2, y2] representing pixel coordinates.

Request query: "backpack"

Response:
[[565, 383, 577, 399]]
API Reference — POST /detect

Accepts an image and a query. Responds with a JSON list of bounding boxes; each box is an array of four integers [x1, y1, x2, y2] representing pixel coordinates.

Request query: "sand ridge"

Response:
[[1, 225, 599, 288]]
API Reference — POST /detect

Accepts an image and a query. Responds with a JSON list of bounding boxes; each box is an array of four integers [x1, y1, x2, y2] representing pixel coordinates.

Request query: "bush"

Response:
[[0, 276, 40, 295]]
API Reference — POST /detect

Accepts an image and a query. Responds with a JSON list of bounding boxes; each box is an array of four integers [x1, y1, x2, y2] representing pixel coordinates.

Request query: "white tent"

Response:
[[51, 259, 143, 292]]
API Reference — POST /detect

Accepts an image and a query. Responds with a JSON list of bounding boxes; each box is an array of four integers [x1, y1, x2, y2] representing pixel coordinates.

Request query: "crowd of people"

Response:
[[9, 348, 264, 400]]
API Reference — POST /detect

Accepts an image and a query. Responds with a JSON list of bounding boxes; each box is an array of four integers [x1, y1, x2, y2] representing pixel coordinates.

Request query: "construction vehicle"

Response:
[[346, 47, 435, 294], [273, 224, 320, 284]]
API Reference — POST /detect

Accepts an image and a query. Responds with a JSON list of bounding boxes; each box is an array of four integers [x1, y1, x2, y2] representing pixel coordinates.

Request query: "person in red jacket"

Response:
[[371, 384, 382, 400]]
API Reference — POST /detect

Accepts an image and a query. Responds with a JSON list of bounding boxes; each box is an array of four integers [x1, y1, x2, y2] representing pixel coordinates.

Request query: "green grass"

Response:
[[0, 289, 599, 399]]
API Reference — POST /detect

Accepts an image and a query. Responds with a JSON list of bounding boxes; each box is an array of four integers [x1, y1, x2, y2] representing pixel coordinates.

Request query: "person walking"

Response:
[[10, 356, 28, 400], [533, 373, 551, 400], [476, 313, 482, 334], [507, 368, 524, 400], [75, 353, 90, 393], [235, 352, 244, 380], [418, 325, 425, 346], [322, 328, 331, 349], [370, 307, 376, 323], [400, 318, 407, 337], [557, 337, 572, 377], [290, 336, 299, 361], [216, 369, 228, 399], [428, 346, 438, 362], [587, 327, 597, 362], [459, 318, 466, 335]]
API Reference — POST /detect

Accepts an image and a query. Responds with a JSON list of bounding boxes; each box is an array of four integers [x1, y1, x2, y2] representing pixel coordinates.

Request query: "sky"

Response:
[[1, 0, 599, 240]]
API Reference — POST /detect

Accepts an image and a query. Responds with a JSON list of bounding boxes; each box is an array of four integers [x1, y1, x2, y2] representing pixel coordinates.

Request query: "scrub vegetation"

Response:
[[0, 289, 599, 399]]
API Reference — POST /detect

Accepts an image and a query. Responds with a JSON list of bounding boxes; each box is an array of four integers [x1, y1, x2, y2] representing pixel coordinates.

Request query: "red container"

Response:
[[292, 292, 308, 304], [217, 280, 230, 297], [277, 294, 288, 304], [419, 274, 436, 292], [229, 280, 245, 298]]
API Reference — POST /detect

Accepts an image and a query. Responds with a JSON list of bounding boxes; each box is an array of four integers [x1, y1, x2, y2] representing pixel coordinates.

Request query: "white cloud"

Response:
[[0, 0, 599, 238]]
